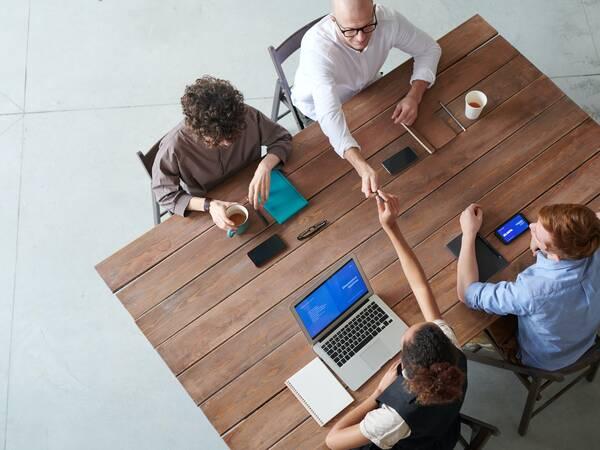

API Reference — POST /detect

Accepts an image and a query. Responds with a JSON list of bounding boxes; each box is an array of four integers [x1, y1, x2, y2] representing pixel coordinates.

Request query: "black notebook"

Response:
[[446, 234, 508, 282]]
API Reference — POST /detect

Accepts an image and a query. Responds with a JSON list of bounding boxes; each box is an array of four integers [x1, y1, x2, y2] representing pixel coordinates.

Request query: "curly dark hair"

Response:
[[181, 76, 247, 145], [401, 323, 465, 405]]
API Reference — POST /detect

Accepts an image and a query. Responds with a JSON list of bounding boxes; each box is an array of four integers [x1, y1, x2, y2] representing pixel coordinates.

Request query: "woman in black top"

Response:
[[325, 192, 467, 450]]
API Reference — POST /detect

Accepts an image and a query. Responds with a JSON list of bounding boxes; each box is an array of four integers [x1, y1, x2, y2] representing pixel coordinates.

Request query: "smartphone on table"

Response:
[[247, 234, 286, 267], [381, 147, 418, 175], [494, 213, 530, 245]]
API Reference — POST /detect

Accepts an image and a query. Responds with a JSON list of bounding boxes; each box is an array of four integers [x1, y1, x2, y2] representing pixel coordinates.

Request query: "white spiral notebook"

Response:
[[285, 358, 354, 426]]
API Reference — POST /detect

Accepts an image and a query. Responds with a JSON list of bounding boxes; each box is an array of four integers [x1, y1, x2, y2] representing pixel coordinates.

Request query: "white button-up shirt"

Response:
[[292, 5, 441, 157]]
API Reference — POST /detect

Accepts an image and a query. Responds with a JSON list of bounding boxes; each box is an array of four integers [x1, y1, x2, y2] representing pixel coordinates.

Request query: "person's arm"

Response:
[[376, 191, 441, 322], [388, 9, 442, 125], [151, 144, 194, 217], [457, 204, 483, 302], [326, 362, 402, 450], [151, 145, 236, 229], [187, 197, 237, 231], [307, 51, 379, 197], [247, 110, 292, 208], [256, 109, 293, 164], [325, 394, 377, 450]]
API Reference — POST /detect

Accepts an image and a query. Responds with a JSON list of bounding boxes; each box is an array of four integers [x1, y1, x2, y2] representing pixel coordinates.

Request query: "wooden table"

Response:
[[96, 15, 600, 450]]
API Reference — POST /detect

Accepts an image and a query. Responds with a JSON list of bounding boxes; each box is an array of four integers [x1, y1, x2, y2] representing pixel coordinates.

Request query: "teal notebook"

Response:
[[263, 170, 308, 224]]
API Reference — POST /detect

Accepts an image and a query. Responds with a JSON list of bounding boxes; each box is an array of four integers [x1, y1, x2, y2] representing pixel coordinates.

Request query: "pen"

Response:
[[438, 101, 466, 132], [401, 123, 434, 155]]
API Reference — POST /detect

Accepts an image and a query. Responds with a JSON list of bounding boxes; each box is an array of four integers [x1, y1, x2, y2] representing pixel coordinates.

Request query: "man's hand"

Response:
[[391, 95, 419, 125], [209, 200, 236, 231], [248, 162, 272, 210], [374, 360, 401, 397], [344, 147, 379, 198], [460, 204, 483, 238], [377, 190, 401, 231], [358, 162, 379, 198]]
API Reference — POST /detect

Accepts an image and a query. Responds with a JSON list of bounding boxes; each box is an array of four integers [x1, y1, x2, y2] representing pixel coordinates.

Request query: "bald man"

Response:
[[292, 0, 441, 198]]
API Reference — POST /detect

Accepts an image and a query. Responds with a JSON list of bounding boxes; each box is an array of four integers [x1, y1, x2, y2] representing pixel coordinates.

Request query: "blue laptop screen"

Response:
[[294, 259, 369, 338]]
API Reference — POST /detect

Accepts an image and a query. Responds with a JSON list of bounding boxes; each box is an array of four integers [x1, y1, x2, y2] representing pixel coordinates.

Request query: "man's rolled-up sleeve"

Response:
[[390, 10, 441, 87], [151, 146, 192, 217], [465, 279, 532, 316]]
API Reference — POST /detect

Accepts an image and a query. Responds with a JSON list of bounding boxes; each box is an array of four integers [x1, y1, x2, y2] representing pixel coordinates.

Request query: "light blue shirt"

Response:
[[465, 250, 600, 370]]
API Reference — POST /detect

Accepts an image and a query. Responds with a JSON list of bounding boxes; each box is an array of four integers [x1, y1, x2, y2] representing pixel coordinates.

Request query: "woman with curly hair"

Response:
[[152, 76, 292, 230], [326, 192, 467, 450]]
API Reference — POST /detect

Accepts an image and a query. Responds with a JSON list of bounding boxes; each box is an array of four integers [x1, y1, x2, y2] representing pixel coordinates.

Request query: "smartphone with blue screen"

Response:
[[494, 213, 530, 245]]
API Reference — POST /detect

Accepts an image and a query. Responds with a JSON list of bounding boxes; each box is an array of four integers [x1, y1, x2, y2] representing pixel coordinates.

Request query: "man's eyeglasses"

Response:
[[334, 6, 378, 38]]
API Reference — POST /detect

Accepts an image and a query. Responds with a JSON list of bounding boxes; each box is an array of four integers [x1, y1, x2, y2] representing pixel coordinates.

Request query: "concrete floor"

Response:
[[1, 1, 599, 449]]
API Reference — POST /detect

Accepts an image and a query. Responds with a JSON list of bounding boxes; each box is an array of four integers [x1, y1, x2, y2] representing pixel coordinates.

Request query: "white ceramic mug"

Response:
[[465, 91, 488, 120]]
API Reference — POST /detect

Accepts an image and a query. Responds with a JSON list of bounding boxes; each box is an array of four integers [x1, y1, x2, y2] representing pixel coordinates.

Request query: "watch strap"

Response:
[[203, 197, 212, 212]]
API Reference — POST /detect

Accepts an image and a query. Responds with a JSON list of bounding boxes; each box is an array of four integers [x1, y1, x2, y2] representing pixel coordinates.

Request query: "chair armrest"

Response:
[[464, 349, 564, 381], [459, 414, 500, 436]]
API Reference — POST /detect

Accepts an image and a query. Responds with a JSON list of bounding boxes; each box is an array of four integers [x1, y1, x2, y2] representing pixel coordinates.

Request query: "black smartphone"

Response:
[[494, 213, 530, 245], [381, 147, 418, 175], [247, 234, 286, 267]]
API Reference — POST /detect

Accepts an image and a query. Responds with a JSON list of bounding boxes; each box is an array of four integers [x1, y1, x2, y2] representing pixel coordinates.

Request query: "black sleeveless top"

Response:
[[354, 351, 467, 450]]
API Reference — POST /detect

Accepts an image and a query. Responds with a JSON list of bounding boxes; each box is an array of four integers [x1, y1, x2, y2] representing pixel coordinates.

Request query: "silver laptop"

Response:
[[291, 255, 408, 390]]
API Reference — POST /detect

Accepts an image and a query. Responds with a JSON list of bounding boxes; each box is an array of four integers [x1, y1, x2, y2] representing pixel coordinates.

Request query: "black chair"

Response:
[[464, 332, 600, 436], [268, 16, 324, 131], [136, 137, 169, 226], [458, 414, 500, 450]]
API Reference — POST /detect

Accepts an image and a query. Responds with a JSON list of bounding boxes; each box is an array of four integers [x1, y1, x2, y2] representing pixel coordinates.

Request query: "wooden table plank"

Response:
[[94, 15, 497, 295], [158, 75, 562, 376]]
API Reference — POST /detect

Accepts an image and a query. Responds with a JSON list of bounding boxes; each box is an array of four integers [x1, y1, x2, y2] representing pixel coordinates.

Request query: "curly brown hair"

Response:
[[538, 204, 600, 260], [401, 323, 465, 405], [181, 76, 247, 145]]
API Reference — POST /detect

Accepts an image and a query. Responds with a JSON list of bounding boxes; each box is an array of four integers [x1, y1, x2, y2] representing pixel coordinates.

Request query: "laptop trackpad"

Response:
[[360, 338, 392, 370]]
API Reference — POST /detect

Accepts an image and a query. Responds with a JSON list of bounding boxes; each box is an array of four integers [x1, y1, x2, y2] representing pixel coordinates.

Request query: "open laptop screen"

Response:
[[294, 259, 369, 338]]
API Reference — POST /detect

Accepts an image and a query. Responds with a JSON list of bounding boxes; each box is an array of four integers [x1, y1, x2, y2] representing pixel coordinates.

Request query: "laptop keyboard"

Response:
[[321, 302, 392, 367]]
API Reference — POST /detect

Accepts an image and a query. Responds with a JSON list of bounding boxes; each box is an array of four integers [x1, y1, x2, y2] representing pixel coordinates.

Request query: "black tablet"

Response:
[[446, 234, 508, 282]]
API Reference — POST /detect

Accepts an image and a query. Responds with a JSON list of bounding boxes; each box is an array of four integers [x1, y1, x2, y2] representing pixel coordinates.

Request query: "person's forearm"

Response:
[[384, 224, 440, 320], [259, 153, 281, 171], [187, 197, 208, 212], [344, 147, 368, 173], [332, 392, 378, 431], [406, 80, 428, 104], [327, 392, 378, 449], [457, 234, 479, 302]]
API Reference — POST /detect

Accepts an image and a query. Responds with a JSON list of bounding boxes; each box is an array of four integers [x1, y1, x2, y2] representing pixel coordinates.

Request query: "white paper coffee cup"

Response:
[[465, 91, 488, 120]]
